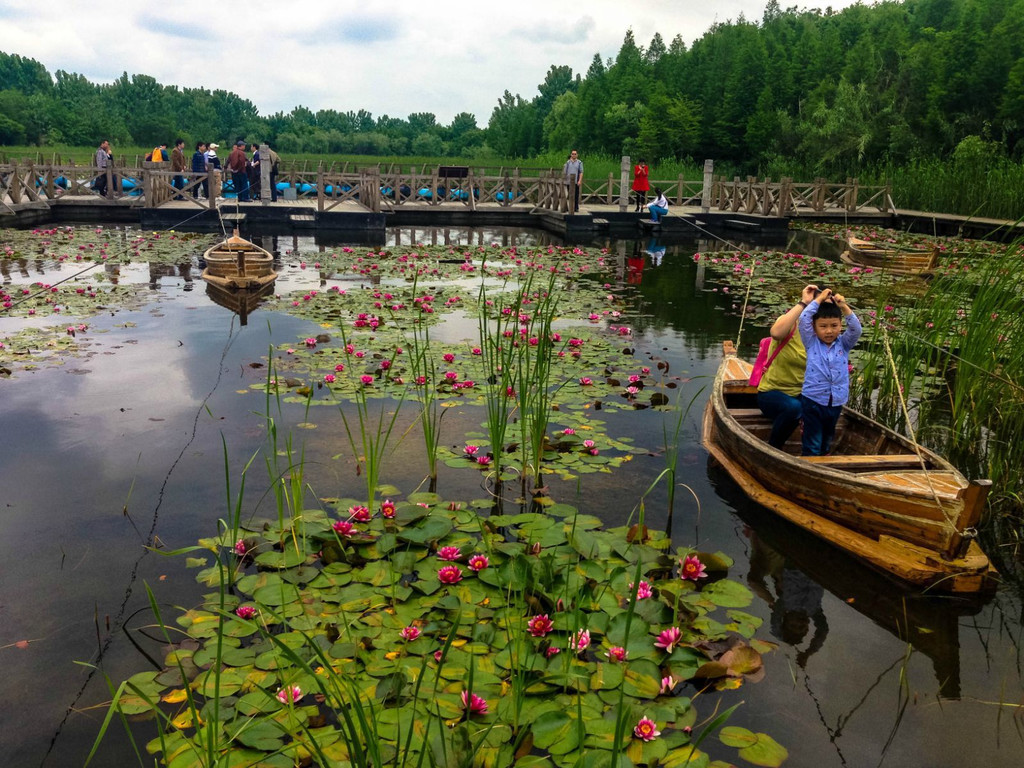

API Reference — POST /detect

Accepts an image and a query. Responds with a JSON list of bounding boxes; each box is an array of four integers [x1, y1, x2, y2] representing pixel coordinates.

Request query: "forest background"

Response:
[[3, 0, 1024, 217]]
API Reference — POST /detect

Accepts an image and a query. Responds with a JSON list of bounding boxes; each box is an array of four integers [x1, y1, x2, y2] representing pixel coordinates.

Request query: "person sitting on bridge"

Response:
[[646, 188, 669, 223]]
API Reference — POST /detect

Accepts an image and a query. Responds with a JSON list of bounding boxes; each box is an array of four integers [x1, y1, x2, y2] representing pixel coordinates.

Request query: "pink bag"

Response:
[[748, 332, 792, 387]]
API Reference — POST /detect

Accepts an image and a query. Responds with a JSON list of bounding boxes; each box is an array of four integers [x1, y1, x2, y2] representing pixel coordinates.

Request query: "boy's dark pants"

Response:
[[800, 396, 842, 456]]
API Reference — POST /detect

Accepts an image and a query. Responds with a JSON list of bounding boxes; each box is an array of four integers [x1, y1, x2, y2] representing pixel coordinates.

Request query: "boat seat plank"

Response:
[[722, 358, 752, 382], [801, 454, 926, 470], [729, 408, 766, 418], [859, 471, 963, 498]]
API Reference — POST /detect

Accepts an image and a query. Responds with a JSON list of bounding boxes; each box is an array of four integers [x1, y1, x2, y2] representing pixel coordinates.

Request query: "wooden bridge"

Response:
[[1, 152, 894, 219]]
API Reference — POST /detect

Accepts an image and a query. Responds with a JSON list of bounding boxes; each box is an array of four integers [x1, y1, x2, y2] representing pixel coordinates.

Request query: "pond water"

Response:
[[1, 225, 1021, 767]]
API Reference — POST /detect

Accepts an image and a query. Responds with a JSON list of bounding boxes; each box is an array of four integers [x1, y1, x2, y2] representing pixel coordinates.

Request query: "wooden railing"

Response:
[[1, 158, 894, 217], [709, 175, 894, 215]]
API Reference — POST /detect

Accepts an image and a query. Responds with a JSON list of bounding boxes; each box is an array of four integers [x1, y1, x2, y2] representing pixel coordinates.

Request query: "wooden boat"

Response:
[[702, 341, 996, 593], [841, 236, 939, 275], [201, 229, 276, 290]]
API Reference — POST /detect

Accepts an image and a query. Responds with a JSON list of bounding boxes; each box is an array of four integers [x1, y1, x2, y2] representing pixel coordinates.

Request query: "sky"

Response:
[[0, 0, 864, 126]]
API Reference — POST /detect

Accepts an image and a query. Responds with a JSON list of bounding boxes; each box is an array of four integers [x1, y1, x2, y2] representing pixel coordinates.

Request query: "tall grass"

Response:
[[870, 158, 1024, 221]]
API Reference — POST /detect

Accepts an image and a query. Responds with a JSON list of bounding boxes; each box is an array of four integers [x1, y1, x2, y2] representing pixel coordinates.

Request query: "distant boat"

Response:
[[703, 341, 995, 593], [841, 236, 939, 275], [201, 230, 277, 290]]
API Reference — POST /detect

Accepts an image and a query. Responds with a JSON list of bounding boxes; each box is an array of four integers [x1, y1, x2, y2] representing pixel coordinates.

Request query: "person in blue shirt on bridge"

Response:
[[797, 288, 862, 456]]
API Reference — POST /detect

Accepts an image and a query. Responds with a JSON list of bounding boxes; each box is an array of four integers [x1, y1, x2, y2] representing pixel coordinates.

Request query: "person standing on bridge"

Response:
[[632, 158, 650, 212], [93, 140, 112, 196], [563, 149, 583, 213], [171, 138, 187, 199], [191, 142, 208, 199], [227, 140, 250, 201]]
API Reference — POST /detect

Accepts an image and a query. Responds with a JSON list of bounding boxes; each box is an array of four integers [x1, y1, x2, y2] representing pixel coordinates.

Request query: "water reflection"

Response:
[[709, 461, 982, 699], [1, 223, 1020, 768], [204, 280, 276, 325]]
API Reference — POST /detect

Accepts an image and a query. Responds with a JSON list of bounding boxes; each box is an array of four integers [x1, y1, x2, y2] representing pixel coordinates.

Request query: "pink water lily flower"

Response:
[[437, 546, 461, 561], [660, 675, 676, 694], [380, 499, 396, 518], [606, 646, 628, 662], [333, 520, 355, 537], [468, 555, 489, 572], [630, 581, 653, 600], [569, 628, 591, 652], [461, 691, 488, 716], [400, 626, 421, 641], [463, 445, 479, 456], [438, 565, 463, 584], [349, 505, 372, 522], [233, 539, 248, 556], [276, 685, 303, 705], [634, 716, 661, 741], [235, 605, 257, 620], [680, 554, 708, 581], [654, 627, 683, 653], [527, 614, 553, 637]]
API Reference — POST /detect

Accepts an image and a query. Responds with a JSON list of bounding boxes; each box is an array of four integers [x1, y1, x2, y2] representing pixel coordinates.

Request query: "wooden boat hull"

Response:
[[201, 269, 277, 290], [201, 230, 276, 289], [702, 346, 995, 593], [841, 236, 939, 275]]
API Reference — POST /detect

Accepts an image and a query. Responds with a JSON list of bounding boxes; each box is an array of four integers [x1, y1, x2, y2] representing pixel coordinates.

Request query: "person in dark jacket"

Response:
[[191, 142, 208, 199]]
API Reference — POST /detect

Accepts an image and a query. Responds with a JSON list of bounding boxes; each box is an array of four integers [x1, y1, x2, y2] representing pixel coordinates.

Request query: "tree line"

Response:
[[3, 0, 1024, 177]]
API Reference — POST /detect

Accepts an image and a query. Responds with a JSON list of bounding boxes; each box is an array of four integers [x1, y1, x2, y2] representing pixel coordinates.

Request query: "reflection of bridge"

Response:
[[2, 154, 903, 237]]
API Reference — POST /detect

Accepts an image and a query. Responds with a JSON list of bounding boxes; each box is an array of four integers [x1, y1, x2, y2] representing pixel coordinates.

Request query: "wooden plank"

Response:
[[801, 454, 927, 469], [862, 471, 962, 496]]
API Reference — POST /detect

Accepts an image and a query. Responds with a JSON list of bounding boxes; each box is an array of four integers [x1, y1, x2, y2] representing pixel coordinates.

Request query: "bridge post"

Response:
[[618, 155, 630, 211], [260, 143, 271, 207], [779, 177, 792, 216], [317, 163, 324, 213], [701, 159, 713, 214]]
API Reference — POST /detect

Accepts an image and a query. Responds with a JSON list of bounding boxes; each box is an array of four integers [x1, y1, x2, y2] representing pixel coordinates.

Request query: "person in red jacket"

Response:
[[632, 158, 650, 212]]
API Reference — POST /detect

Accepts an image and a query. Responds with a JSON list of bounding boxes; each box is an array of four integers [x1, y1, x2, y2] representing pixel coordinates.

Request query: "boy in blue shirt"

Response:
[[797, 288, 862, 456]]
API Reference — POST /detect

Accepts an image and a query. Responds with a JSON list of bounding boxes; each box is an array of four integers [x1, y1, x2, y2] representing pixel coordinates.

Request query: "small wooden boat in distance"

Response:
[[702, 341, 995, 593], [841, 236, 939, 275], [201, 229, 277, 290]]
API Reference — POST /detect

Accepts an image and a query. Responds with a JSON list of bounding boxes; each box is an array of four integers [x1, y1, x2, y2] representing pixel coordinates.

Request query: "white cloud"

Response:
[[0, 0, 864, 124]]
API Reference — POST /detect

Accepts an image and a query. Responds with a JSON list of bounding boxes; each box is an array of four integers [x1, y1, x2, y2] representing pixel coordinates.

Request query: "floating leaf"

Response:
[[719, 727, 789, 767]]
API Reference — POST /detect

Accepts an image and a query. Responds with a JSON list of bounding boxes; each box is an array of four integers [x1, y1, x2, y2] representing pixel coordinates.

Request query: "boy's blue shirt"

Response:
[[798, 300, 863, 407]]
